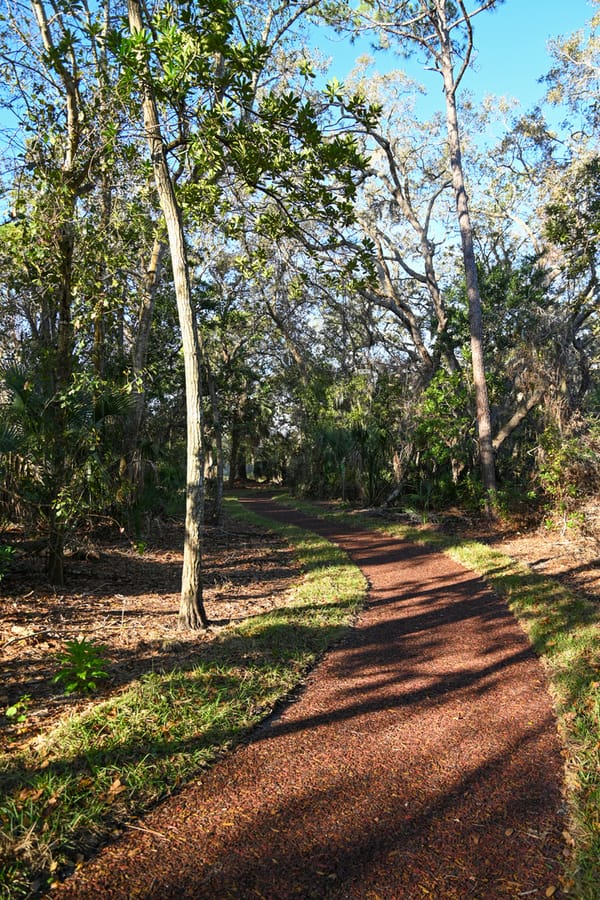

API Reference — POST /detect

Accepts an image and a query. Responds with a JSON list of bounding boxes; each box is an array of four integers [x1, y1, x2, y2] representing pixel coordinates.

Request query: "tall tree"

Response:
[[121, 0, 370, 626], [332, 0, 503, 514], [126, 0, 210, 629], [345, 69, 460, 377]]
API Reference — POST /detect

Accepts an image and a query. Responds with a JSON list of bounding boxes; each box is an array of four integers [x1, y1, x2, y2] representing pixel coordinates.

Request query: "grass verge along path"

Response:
[[275, 493, 600, 897], [0, 498, 366, 898]]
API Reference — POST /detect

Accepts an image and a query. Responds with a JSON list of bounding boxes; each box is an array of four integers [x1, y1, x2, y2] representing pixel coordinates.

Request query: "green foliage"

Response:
[[545, 156, 600, 277], [408, 369, 475, 506], [307, 424, 357, 499], [0, 366, 134, 578], [291, 372, 395, 504], [131, 444, 186, 530], [0, 545, 14, 581], [5, 695, 32, 724], [117, 0, 374, 240], [537, 422, 600, 509], [414, 370, 471, 460], [52, 640, 109, 695], [478, 256, 551, 357]]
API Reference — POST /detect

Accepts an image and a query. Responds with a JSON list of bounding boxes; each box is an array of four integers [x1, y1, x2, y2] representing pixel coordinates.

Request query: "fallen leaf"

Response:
[[105, 779, 127, 803], [546, 887, 557, 897], [107, 777, 127, 797], [18, 787, 44, 802], [505, 828, 514, 836]]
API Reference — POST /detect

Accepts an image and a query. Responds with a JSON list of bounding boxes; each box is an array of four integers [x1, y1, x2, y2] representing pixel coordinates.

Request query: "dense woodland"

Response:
[[0, 0, 599, 628]]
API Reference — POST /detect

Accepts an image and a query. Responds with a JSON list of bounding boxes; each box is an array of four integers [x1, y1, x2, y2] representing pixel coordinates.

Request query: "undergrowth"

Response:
[[0, 497, 366, 898]]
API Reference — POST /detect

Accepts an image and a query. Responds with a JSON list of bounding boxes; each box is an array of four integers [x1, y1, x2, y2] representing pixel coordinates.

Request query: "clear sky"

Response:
[[314, 0, 596, 119], [461, 0, 594, 109]]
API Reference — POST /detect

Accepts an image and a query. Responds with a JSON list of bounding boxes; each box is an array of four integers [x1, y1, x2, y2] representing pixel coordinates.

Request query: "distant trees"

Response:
[[326, 0, 504, 513]]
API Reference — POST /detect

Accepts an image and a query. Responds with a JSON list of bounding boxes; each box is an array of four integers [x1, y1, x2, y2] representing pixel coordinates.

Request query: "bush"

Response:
[[52, 639, 109, 695], [538, 421, 600, 510]]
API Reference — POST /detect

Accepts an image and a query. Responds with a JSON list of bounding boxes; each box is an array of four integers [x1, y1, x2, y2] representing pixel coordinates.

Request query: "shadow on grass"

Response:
[[252, 493, 600, 700], [0, 595, 543, 894], [0, 596, 360, 896], [5, 493, 596, 897]]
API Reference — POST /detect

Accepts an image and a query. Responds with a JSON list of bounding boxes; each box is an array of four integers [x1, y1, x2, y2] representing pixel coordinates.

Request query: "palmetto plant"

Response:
[[0, 365, 133, 584]]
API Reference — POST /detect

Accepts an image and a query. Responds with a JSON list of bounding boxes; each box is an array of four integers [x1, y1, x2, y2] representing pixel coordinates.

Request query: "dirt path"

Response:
[[56, 496, 567, 898]]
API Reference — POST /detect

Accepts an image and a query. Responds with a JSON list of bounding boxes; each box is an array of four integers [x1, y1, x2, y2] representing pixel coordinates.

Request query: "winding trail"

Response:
[[57, 496, 566, 898]]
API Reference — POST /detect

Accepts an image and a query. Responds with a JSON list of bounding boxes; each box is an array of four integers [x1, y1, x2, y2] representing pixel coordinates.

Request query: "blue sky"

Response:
[[314, 0, 595, 118]]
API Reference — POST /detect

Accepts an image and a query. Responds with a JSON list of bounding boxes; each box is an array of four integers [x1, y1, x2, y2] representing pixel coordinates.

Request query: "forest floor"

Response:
[[449, 497, 600, 606], [1, 495, 599, 754], [0, 515, 300, 754]]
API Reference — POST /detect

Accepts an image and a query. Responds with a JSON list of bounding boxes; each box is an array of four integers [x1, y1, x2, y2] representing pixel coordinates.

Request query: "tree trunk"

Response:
[[128, 0, 208, 629], [47, 515, 65, 587], [437, 10, 497, 517], [206, 360, 225, 527], [493, 389, 543, 452], [121, 236, 166, 495], [228, 421, 241, 489]]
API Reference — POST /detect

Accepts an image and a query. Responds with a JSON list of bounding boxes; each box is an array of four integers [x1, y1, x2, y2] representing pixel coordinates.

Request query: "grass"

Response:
[[274, 493, 600, 898], [0, 497, 367, 898]]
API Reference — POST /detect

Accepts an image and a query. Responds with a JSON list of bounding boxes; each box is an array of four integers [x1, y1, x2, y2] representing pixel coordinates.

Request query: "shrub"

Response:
[[538, 421, 600, 510], [52, 639, 109, 695]]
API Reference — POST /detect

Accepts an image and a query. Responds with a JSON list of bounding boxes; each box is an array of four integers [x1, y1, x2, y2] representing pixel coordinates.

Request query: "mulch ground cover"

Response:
[[52, 495, 568, 898]]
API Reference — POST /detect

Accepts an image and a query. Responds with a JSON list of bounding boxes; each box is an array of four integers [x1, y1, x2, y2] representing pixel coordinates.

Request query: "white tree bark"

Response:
[[435, 0, 497, 513], [128, 0, 208, 629]]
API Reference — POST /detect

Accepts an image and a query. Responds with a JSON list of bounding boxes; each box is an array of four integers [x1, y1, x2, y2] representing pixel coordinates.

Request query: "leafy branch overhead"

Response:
[[116, 5, 379, 238]]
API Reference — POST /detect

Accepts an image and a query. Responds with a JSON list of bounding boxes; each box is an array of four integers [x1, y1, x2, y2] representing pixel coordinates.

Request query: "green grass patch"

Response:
[[273, 494, 600, 897], [0, 498, 366, 898]]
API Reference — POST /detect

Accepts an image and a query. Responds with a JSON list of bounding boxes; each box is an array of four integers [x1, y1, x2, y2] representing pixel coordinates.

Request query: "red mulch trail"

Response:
[[55, 496, 567, 899]]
